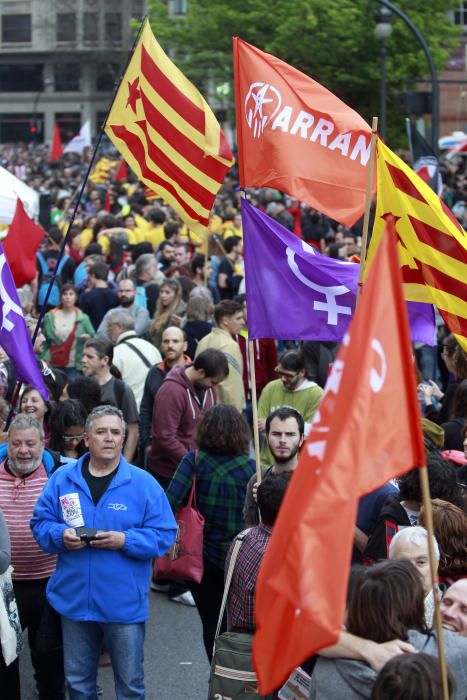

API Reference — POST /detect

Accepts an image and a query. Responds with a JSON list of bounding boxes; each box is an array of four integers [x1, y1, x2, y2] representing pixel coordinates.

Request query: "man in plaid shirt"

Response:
[[225, 472, 292, 632]]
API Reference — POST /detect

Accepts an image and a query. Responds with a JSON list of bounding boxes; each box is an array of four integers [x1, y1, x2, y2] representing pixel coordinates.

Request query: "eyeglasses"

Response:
[[274, 366, 300, 379], [62, 433, 85, 441]]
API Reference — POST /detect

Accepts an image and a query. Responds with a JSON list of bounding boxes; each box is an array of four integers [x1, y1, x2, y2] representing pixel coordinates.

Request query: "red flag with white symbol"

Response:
[[253, 218, 425, 694]]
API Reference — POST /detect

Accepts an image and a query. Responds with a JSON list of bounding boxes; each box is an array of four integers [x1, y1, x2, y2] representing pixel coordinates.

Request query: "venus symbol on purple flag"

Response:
[[286, 241, 353, 325], [0, 253, 23, 331]]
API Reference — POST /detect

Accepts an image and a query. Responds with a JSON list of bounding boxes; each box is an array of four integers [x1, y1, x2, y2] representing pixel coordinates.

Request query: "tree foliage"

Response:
[[147, 0, 461, 146]]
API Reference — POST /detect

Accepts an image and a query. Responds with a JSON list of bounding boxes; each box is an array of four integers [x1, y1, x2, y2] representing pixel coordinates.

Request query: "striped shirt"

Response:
[[0, 460, 56, 580]]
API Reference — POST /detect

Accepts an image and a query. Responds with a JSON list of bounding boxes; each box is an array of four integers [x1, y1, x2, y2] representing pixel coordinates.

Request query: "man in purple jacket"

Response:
[[149, 348, 228, 489]]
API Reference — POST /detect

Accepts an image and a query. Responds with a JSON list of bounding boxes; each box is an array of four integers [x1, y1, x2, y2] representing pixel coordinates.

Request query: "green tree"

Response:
[[147, 0, 461, 146]]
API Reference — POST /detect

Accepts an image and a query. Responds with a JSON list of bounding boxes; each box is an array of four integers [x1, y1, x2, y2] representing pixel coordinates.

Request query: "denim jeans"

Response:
[[61, 617, 145, 699]]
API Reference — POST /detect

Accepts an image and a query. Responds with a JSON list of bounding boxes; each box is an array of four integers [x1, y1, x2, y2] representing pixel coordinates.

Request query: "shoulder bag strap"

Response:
[[214, 529, 252, 641], [120, 339, 152, 368]]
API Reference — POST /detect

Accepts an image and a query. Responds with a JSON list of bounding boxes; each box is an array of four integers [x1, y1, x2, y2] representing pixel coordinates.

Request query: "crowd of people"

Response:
[[0, 139, 466, 699]]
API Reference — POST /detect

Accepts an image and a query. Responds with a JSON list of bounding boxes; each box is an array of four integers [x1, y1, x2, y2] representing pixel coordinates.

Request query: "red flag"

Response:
[[252, 219, 425, 694], [114, 160, 128, 181], [3, 199, 45, 287], [104, 189, 111, 213], [233, 38, 374, 227], [50, 122, 64, 162]]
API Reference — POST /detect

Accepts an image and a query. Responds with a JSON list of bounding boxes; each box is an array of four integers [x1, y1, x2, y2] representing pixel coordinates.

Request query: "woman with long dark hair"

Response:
[[164, 404, 255, 660], [49, 399, 88, 461]]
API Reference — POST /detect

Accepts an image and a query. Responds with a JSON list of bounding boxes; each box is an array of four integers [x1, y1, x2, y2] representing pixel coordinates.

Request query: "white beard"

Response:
[[8, 455, 42, 477]]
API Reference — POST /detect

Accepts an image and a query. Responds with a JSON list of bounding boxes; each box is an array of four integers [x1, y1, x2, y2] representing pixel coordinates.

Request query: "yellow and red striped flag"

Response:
[[89, 157, 114, 184], [105, 20, 234, 234], [367, 138, 467, 351]]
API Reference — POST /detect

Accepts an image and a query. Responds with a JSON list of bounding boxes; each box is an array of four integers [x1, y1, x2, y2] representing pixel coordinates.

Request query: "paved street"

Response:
[[21, 589, 211, 699]]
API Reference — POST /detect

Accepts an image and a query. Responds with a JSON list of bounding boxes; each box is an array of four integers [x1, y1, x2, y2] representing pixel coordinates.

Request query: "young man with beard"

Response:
[[139, 326, 190, 461], [258, 350, 323, 467], [97, 278, 150, 338], [244, 407, 304, 527]]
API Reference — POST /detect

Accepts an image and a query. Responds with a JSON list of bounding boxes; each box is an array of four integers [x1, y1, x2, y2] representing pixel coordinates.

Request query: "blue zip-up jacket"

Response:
[[30, 453, 177, 624]]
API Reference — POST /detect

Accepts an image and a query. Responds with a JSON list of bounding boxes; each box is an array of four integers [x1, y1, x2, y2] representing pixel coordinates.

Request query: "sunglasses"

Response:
[[274, 366, 300, 379], [62, 433, 85, 441]]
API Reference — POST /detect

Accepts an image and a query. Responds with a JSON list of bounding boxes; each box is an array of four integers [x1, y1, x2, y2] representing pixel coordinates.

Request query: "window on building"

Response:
[[2, 14, 31, 42], [57, 13, 77, 42], [131, 0, 144, 18], [54, 63, 81, 92], [55, 112, 81, 142], [83, 12, 99, 43], [0, 113, 44, 143], [96, 64, 119, 91], [454, 2, 467, 25], [104, 12, 122, 43], [0, 64, 43, 91]]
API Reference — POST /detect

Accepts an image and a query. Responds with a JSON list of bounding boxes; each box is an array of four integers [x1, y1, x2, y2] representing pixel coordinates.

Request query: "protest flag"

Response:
[[0, 243, 48, 399], [252, 218, 425, 694], [50, 122, 64, 162], [3, 198, 45, 287], [114, 160, 128, 181], [406, 119, 442, 195], [64, 121, 92, 155], [89, 157, 114, 185], [233, 38, 373, 227], [105, 19, 234, 234], [241, 199, 435, 344], [368, 138, 467, 351]]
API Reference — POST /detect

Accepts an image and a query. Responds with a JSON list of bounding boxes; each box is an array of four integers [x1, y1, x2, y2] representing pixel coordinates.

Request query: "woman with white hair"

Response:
[[389, 525, 440, 627]]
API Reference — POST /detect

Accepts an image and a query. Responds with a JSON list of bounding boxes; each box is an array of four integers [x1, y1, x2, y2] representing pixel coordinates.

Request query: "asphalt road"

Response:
[[20, 589, 211, 699]]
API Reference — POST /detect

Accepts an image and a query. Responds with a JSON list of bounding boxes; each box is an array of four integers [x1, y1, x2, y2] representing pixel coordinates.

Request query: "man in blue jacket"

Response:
[[31, 405, 177, 699]]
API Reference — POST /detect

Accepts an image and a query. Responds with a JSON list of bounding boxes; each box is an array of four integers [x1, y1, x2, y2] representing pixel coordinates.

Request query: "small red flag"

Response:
[[252, 219, 425, 694], [104, 189, 111, 213], [3, 199, 46, 287], [50, 122, 64, 162], [114, 160, 128, 181], [233, 38, 374, 227]]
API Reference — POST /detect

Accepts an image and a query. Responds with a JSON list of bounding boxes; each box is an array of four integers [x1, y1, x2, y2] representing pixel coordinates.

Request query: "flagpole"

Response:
[[248, 340, 262, 483], [6, 18, 148, 422], [418, 465, 450, 700], [29, 15, 148, 349], [357, 116, 378, 300]]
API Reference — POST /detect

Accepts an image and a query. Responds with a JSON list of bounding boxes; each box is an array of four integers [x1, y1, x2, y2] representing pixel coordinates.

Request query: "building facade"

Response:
[[0, 0, 147, 143]]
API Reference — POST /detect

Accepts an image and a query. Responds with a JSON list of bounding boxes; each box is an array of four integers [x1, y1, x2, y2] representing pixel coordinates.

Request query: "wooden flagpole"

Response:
[[5, 17, 148, 427], [418, 465, 451, 700], [357, 116, 378, 301], [249, 340, 262, 483]]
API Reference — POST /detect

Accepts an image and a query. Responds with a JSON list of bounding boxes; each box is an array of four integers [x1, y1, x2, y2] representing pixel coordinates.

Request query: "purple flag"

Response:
[[242, 199, 436, 344], [0, 243, 48, 398], [406, 302, 436, 346]]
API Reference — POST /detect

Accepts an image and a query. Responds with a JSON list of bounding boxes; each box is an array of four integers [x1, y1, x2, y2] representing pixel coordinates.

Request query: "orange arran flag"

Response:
[[233, 38, 373, 226], [368, 138, 467, 351], [105, 20, 234, 234], [252, 218, 425, 694]]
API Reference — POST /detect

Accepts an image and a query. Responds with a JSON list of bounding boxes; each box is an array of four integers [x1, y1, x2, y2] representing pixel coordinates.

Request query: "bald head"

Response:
[[161, 326, 187, 366], [441, 579, 467, 635]]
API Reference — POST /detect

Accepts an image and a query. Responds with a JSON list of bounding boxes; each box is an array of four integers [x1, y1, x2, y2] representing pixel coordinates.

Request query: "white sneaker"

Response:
[[170, 591, 196, 606]]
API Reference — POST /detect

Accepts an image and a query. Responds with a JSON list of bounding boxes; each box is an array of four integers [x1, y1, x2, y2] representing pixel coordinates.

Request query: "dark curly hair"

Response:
[[195, 404, 249, 455], [419, 499, 467, 578], [398, 454, 464, 509], [450, 378, 467, 420]]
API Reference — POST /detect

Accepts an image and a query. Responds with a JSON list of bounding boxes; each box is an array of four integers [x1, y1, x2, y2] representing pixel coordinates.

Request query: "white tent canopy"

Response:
[[0, 166, 39, 225]]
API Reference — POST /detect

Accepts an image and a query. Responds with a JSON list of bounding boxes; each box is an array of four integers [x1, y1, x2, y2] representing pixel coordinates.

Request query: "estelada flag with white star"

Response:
[[105, 20, 234, 234], [367, 138, 467, 351], [233, 37, 373, 227]]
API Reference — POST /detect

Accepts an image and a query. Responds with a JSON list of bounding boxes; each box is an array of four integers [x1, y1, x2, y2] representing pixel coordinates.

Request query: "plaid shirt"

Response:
[[225, 524, 272, 632], [166, 450, 255, 570]]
